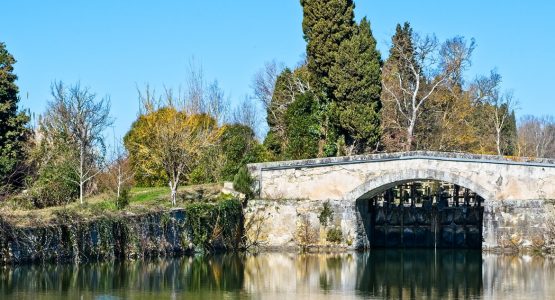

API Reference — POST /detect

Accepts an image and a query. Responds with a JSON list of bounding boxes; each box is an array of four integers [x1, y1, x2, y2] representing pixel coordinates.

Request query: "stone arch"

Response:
[[344, 168, 496, 202]]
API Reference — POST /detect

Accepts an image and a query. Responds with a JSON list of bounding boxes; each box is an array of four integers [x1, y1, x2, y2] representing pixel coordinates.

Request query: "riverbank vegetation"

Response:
[[1, 0, 555, 217]]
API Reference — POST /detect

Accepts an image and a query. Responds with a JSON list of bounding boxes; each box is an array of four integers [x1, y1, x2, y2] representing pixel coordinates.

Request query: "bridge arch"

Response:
[[344, 168, 496, 202]]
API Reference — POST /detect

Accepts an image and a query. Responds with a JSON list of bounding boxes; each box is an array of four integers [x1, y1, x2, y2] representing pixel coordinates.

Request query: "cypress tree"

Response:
[[301, 0, 355, 97], [329, 18, 382, 153], [0, 42, 29, 193]]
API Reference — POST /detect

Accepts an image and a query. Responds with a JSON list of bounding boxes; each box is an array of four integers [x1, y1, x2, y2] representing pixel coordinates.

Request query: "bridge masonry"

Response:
[[245, 151, 555, 252]]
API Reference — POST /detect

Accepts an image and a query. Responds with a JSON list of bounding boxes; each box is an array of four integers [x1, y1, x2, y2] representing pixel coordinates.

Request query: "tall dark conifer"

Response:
[[0, 42, 29, 193], [301, 0, 355, 97], [329, 18, 382, 153]]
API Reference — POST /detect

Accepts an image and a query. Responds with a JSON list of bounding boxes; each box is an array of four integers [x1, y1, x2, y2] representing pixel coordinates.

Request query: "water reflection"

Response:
[[1, 250, 554, 299]]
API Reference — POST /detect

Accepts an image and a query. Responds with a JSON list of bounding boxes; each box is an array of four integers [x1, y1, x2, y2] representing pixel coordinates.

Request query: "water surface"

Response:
[[1, 250, 554, 299]]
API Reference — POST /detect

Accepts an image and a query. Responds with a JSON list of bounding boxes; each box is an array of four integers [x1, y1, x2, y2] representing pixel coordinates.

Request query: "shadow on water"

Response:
[[1, 250, 554, 299]]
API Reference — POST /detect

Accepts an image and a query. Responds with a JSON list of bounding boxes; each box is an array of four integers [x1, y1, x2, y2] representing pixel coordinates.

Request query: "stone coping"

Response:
[[248, 151, 555, 171]]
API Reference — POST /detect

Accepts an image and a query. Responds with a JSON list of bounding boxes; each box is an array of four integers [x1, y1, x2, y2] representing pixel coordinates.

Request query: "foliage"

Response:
[[265, 2, 382, 159], [263, 66, 311, 159], [41, 82, 112, 204], [233, 165, 253, 199], [0, 42, 30, 196], [29, 153, 79, 208], [329, 18, 382, 153], [124, 102, 220, 205], [326, 227, 343, 243], [218, 124, 267, 181], [318, 201, 334, 227], [116, 188, 130, 209], [27, 117, 81, 208], [301, 0, 355, 96], [184, 199, 242, 250], [283, 92, 320, 159]]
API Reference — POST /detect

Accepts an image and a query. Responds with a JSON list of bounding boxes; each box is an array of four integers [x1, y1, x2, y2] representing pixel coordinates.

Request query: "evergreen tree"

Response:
[[388, 23, 418, 82], [329, 18, 382, 153], [0, 42, 29, 194], [301, 0, 355, 97], [501, 107, 517, 155], [283, 92, 320, 159]]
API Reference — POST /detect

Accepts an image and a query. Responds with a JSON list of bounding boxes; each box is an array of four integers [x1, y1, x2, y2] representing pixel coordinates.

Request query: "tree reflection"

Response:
[[1, 251, 554, 299]]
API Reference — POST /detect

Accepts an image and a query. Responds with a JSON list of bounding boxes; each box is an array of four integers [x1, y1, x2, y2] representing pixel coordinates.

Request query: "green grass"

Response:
[[0, 183, 226, 227], [129, 186, 171, 203]]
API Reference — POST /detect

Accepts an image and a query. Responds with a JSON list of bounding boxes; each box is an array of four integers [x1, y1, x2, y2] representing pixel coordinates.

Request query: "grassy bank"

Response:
[[0, 183, 228, 227]]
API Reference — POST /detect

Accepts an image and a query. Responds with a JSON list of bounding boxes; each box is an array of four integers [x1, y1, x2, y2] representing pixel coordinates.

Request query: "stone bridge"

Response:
[[246, 152, 555, 251]]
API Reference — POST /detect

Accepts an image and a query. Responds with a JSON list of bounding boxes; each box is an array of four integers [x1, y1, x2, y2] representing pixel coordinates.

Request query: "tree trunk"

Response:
[[406, 122, 415, 151], [80, 145, 84, 204], [169, 180, 177, 206], [496, 128, 502, 155]]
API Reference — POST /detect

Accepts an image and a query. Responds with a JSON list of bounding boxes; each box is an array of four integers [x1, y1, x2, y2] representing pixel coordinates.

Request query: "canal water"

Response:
[[1, 250, 554, 299]]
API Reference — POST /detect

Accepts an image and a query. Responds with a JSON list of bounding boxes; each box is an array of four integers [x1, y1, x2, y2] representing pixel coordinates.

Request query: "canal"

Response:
[[1, 250, 554, 299]]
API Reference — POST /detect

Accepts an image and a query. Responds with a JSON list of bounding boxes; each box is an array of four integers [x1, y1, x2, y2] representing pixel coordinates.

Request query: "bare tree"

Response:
[[252, 61, 310, 143], [518, 115, 555, 158], [180, 59, 230, 124], [107, 135, 134, 202], [382, 35, 474, 150], [470, 71, 518, 155], [46, 82, 113, 204], [232, 96, 260, 135], [251, 60, 283, 111], [205, 80, 229, 125], [185, 58, 205, 114]]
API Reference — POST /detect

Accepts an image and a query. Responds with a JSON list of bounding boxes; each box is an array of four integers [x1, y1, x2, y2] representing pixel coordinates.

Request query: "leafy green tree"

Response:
[[330, 18, 382, 153], [218, 124, 267, 181], [0, 42, 30, 195], [301, 0, 355, 96], [283, 92, 320, 159]]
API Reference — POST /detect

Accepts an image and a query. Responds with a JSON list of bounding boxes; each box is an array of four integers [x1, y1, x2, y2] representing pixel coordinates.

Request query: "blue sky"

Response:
[[3, 1, 554, 140]]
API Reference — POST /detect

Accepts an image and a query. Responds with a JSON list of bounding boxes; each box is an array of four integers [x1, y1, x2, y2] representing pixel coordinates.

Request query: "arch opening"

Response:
[[356, 179, 485, 249]]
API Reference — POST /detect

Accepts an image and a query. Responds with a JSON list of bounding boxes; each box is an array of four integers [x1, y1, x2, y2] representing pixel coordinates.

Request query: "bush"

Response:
[[117, 188, 130, 209], [318, 201, 334, 227], [184, 199, 242, 250], [233, 166, 253, 199], [326, 227, 343, 244], [30, 159, 79, 208]]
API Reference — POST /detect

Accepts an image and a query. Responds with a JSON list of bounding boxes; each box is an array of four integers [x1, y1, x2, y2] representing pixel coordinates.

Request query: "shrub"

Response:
[[326, 227, 343, 244], [233, 165, 253, 199], [30, 158, 79, 208], [318, 201, 334, 227], [117, 188, 130, 209], [184, 199, 242, 250]]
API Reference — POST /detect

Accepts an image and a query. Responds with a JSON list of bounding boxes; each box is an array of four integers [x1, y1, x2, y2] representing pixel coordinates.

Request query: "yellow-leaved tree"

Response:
[[125, 98, 220, 206]]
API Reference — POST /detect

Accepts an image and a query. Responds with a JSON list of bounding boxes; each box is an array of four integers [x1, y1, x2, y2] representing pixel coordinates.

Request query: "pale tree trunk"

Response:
[[116, 165, 121, 200], [169, 175, 179, 206], [406, 116, 416, 151], [79, 144, 85, 204], [496, 127, 502, 156]]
